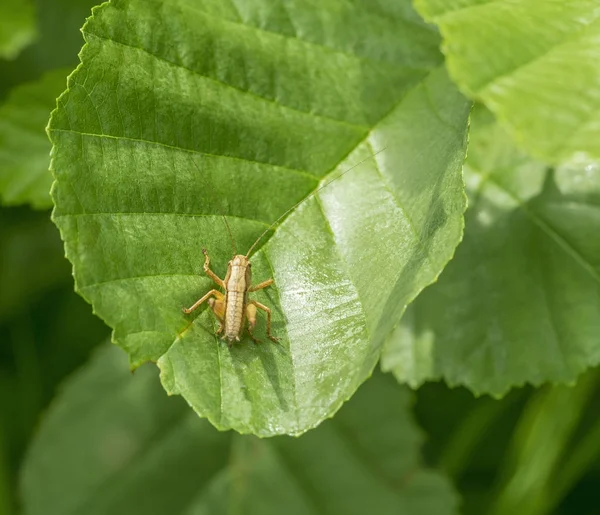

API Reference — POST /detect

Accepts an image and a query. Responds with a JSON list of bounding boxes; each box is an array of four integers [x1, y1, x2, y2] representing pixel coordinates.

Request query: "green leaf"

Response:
[[490, 371, 598, 515], [49, 0, 470, 436], [21, 344, 459, 515], [382, 106, 600, 396], [0, 0, 99, 99], [0, 68, 70, 209], [0, 0, 36, 60], [414, 0, 600, 164]]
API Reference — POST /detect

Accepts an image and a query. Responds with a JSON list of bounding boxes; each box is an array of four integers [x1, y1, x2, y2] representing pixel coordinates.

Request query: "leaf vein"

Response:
[[50, 128, 320, 180], [475, 171, 600, 285], [84, 31, 368, 131]]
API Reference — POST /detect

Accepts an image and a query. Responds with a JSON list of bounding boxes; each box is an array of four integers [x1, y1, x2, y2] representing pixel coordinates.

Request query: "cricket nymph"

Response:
[[182, 249, 279, 346], [182, 148, 387, 346]]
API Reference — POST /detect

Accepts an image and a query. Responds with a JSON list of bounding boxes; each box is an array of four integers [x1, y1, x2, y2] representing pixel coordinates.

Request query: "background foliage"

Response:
[[1, 0, 600, 514]]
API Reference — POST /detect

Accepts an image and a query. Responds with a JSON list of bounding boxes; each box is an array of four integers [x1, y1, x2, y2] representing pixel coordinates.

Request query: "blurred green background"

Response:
[[1, 1, 600, 514]]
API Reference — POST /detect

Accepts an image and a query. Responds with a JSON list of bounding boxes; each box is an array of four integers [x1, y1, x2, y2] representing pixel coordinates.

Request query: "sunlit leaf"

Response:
[[415, 0, 600, 164], [382, 106, 600, 396], [49, 0, 470, 435]]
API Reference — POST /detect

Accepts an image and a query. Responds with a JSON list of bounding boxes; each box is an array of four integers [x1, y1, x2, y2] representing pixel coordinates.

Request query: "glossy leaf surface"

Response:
[[50, 0, 470, 435]]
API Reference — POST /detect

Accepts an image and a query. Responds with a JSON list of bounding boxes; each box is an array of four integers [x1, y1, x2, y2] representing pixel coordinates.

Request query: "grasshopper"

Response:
[[182, 247, 278, 346], [182, 148, 386, 346]]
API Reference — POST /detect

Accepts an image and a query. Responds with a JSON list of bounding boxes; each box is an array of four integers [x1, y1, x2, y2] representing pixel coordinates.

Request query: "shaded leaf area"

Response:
[[382, 107, 600, 396], [0, 206, 109, 512], [0, 207, 68, 320], [0, 69, 70, 209], [415, 0, 600, 164], [489, 371, 600, 515], [0, 0, 99, 99], [49, 0, 470, 435], [0, 0, 36, 60], [21, 344, 458, 515]]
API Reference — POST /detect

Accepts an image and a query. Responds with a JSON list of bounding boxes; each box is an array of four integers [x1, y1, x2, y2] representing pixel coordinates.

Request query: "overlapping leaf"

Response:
[[415, 0, 600, 164], [49, 0, 470, 435], [0, 69, 69, 209], [382, 107, 600, 396], [21, 344, 458, 515]]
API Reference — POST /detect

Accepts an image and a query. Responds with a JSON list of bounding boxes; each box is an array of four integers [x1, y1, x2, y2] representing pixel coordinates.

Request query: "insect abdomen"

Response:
[[224, 291, 245, 340], [224, 259, 249, 341]]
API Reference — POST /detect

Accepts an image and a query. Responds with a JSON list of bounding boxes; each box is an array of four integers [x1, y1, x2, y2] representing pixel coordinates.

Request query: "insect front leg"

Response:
[[202, 248, 225, 288], [182, 289, 224, 314], [248, 300, 279, 343]]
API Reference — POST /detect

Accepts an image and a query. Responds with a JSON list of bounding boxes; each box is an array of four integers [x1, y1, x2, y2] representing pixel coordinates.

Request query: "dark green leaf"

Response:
[[21, 344, 458, 515]]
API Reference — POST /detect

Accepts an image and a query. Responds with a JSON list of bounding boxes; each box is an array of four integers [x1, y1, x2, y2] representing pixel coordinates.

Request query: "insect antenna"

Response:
[[189, 156, 237, 256], [221, 215, 237, 256], [245, 146, 387, 257]]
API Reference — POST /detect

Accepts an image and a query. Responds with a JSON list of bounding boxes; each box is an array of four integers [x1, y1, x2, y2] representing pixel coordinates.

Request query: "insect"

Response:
[[183, 148, 386, 346]]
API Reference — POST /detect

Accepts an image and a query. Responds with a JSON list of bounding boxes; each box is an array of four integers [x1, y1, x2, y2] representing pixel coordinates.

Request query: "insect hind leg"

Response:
[[248, 300, 279, 343], [246, 303, 261, 344]]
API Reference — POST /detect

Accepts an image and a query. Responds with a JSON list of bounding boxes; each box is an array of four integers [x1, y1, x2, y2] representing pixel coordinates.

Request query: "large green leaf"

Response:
[[0, 69, 70, 209], [0, 0, 36, 60], [382, 106, 600, 396], [49, 0, 470, 436], [21, 344, 458, 515], [415, 0, 600, 164]]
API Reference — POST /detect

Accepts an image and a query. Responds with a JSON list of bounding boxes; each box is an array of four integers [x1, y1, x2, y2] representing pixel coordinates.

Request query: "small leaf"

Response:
[[21, 344, 459, 515], [0, 68, 70, 209], [0, 0, 36, 60], [49, 0, 470, 435], [382, 106, 600, 396], [415, 0, 600, 164]]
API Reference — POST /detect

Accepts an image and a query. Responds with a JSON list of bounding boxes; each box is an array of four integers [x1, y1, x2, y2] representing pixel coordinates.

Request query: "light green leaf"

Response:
[[382, 106, 600, 396], [49, 0, 470, 436], [0, 0, 36, 60], [415, 0, 600, 164], [0, 68, 69, 209], [21, 344, 459, 515]]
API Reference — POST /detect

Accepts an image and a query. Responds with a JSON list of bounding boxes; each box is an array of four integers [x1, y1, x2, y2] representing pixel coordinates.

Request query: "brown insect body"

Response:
[[183, 250, 277, 346], [222, 255, 251, 341]]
